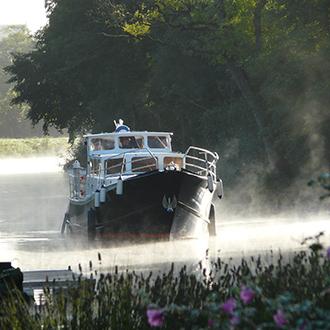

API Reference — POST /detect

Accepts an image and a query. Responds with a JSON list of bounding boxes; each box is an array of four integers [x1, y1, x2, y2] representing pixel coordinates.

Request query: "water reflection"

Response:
[[1, 231, 210, 274], [1, 215, 330, 276]]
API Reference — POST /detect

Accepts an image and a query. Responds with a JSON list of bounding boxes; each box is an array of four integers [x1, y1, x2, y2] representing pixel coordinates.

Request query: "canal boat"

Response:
[[61, 120, 223, 240]]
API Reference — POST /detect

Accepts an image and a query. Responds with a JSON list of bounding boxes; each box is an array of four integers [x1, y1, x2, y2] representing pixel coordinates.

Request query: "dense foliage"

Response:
[[5, 0, 330, 200], [1, 244, 330, 329]]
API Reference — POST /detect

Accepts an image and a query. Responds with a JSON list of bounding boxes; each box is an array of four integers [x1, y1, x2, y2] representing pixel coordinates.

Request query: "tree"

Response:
[[118, 0, 330, 187], [6, 0, 150, 140], [5, 0, 330, 201], [0, 25, 41, 137]]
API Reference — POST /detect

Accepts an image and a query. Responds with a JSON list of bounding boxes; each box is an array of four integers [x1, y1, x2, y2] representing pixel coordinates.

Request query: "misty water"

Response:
[[0, 157, 329, 276]]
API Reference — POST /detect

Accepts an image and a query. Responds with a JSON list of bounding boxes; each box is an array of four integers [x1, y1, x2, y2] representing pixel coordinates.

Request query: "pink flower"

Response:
[[208, 319, 214, 328], [240, 286, 255, 304], [298, 321, 307, 330], [326, 247, 330, 260], [147, 308, 164, 327], [273, 309, 287, 328], [221, 298, 237, 315]]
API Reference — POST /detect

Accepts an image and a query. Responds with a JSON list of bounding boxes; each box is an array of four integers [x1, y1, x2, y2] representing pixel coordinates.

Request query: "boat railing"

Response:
[[104, 148, 158, 177], [184, 146, 218, 181], [69, 168, 105, 200], [68, 168, 88, 199], [69, 146, 218, 200]]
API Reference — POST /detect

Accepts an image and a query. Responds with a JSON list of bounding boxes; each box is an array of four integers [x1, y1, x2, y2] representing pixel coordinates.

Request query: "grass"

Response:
[[0, 137, 69, 157], [1, 238, 330, 329]]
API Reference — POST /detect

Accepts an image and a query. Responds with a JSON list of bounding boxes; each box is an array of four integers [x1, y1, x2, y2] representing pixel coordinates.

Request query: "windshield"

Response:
[[147, 136, 169, 149], [119, 136, 144, 149], [90, 137, 115, 151]]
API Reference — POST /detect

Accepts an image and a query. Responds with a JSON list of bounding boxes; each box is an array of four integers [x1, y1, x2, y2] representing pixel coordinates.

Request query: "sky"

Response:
[[0, 0, 47, 32]]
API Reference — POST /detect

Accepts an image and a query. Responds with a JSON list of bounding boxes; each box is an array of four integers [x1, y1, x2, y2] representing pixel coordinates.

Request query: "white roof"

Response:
[[89, 150, 181, 160], [84, 131, 173, 138]]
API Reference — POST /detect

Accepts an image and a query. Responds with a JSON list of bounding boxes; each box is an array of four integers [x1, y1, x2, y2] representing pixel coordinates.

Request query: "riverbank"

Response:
[[0, 137, 69, 158], [1, 242, 330, 329]]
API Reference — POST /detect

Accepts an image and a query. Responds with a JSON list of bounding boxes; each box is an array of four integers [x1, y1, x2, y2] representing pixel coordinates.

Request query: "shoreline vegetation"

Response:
[[0, 137, 69, 158], [1, 241, 330, 329]]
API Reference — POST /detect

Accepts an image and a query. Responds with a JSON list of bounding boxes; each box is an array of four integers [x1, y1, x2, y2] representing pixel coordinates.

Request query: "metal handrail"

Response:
[[131, 164, 157, 172], [95, 148, 157, 162], [184, 146, 219, 161], [184, 146, 218, 181], [121, 154, 157, 175], [185, 155, 216, 169], [184, 164, 216, 181], [100, 149, 158, 177]]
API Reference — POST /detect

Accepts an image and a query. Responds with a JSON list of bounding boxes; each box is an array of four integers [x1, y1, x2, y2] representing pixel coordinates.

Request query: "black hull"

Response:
[[67, 170, 215, 240]]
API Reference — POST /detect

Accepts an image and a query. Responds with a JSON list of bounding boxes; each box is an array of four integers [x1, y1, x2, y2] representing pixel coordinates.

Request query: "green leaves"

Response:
[[3, 0, 330, 198]]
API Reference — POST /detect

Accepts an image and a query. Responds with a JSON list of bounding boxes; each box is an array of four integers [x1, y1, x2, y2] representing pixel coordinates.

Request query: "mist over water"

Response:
[[0, 156, 329, 275], [0, 156, 64, 175]]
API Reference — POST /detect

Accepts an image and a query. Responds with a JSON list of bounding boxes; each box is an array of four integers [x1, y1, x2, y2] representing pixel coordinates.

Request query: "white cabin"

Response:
[[69, 130, 218, 202], [85, 131, 183, 176]]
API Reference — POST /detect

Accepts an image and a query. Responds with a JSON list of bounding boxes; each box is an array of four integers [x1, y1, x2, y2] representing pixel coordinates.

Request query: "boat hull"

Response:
[[67, 170, 215, 240]]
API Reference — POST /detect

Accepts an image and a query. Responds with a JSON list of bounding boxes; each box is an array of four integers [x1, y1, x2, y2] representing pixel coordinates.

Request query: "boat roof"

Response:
[[84, 131, 173, 138], [90, 150, 181, 159]]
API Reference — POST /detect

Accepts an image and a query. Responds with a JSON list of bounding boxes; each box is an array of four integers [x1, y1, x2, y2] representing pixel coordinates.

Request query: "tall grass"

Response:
[[0, 137, 69, 157], [1, 241, 330, 329]]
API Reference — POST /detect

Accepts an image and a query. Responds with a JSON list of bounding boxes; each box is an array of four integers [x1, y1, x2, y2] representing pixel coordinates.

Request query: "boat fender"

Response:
[[94, 190, 100, 208], [100, 186, 106, 203], [207, 173, 214, 193], [116, 178, 123, 195], [217, 178, 223, 199]]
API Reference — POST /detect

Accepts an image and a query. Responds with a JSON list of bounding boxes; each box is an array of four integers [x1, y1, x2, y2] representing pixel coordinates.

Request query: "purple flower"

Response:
[[230, 315, 240, 326], [221, 298, 237, 315], [240, 286, 255, 304], [326, 247, 330, 260], [273, 309, 287, 328], [147, 308, 164, 327], [208, 319, 214, 328]]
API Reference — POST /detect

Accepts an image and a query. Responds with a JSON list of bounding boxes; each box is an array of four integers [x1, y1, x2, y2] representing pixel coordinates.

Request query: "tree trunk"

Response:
[[225, 58, 275, 169], [253, 0, 267, 53]]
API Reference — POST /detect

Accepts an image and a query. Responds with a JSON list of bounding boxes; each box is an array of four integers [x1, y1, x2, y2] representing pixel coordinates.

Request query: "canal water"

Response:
[[0, 157, 329, 276]]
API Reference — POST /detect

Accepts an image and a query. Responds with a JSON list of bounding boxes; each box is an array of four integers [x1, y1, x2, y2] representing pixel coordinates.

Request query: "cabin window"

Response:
[[131, 157, 157, 172], [90, 137, 115, 151], [119, 136, 144, 149], [147, 136, 169, 149], [106, 158, 124, 175]]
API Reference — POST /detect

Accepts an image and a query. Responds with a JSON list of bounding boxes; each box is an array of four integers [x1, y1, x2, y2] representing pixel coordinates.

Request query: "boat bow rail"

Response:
[[184, 146, 219, 181]]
